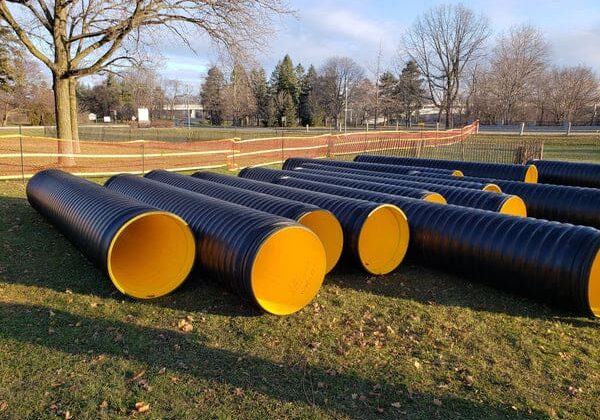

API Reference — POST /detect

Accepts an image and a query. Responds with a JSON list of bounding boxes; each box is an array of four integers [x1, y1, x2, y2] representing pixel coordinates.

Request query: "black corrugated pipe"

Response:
[[292, 162, 502, 192], [192, 171, 409, 275], [26, 169, 196, 299], [404, 171, 600, 229], [250, 172, 600, 317], [282, 157, 464, 176], [104, 174, 326, 316], [355, 155, 538, 183], [238, 167, 447, 203], [277, 166, 526, 216], [144, 170, 343, 273], [526, 159, 600, 188]]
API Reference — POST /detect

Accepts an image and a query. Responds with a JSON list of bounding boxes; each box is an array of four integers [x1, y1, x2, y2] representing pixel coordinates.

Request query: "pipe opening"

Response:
[[499, 196, 528, 217], [297, 210, 344, 273], [483, 183, 502, 193], [251, 226, 326, 315], [107, 212, 196, 299], [525, 165, 538, 183], [358, 205, 409, 275], [452, 170, 464, 176], [423, 192, 447, 204], [588, 249, 600, 317]]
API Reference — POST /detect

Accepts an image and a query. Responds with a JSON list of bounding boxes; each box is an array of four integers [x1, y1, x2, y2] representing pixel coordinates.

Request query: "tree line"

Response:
[[1, 1, 599, 139]]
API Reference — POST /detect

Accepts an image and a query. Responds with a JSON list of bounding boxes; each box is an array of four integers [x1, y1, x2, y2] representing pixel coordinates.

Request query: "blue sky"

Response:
[[156, 0, 600, 87]]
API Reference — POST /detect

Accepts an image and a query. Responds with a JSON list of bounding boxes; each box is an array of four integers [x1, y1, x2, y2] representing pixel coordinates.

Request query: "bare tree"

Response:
[[547, 66, 600, 124], [317, 56, 365, 129], [402, 4, 490, 128], [222, 63, 256, 126], [487, 25, 549, 124], [0, 0, 289, 164]]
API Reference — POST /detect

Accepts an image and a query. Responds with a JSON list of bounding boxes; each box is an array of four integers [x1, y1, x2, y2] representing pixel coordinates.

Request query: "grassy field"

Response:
[[1, 139, 599, 419]]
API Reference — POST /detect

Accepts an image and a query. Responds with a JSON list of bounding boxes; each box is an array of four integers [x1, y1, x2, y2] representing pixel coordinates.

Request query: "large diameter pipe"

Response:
[[527, 159, 600, 188], [276, 166, 526, 216], [293, 162, 502, 192], [355, 155, 538, 183], [238, 167, 446, 204], [259, 174, 600, 317], [26, 170, 196, 299], [144, 170, 343, 273], [192, 171, 409, 275], [407, 171, 600, 229], [283, 157, 464, 176], [104, 174, 326, 316]]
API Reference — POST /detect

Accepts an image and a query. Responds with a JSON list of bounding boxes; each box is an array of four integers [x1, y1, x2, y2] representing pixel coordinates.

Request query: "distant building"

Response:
[[163, 103, 204, 120]]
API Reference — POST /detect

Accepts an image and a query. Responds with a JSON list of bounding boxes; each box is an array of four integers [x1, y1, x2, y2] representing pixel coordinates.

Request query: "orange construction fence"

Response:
[[0, 122, 478, 180]]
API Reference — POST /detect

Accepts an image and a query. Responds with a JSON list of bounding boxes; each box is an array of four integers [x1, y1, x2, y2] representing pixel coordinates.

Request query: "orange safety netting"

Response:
[[0, 122, 478, 180]]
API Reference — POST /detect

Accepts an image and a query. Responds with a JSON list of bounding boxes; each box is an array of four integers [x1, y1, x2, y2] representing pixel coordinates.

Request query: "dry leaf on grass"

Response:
[[178, 319, 193, 332], [134, 402, 150, 413]]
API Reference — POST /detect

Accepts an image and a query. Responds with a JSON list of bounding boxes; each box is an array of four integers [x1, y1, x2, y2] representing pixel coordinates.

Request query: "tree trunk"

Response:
[[53, 73, 75, 166], [69, 78, 81, 153]]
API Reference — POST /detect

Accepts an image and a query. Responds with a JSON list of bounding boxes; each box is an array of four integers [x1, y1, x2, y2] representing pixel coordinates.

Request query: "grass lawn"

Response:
[[1, 138, 599, 418]]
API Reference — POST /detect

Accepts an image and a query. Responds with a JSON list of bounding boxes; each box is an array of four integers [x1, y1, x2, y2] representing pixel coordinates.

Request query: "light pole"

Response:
[[185, 85, 191, 129], [344, 78, 348, 133]]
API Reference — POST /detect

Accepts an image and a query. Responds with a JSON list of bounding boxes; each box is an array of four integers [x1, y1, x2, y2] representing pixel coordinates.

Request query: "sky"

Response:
[[128, 0, 600, 87]]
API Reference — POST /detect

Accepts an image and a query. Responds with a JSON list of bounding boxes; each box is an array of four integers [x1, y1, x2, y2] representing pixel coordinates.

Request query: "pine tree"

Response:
[[269, 54, 299, 126], [397, 61, 425, 126], [298, 65, 319, 126], [378, 71, 399, 123], [200, 66, 225, 125], [249, 68, 270, 126]]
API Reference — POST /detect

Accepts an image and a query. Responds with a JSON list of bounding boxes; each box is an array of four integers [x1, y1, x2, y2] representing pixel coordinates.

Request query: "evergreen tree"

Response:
[[397, 61, 425, 126], [200, 66, 225, 125], [249, 68, 270, 126], [378, 71, 399, 123], [269, 54, 299, 126], [298, 65, 319, 126]]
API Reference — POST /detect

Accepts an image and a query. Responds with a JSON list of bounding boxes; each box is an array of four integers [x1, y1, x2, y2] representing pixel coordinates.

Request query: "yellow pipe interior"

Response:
[[483, 183, 502, 193], [107, 211, 196, 299], [423, 192, 447, 204], [357, 204, 409, 275], [499, 196, 528, 217], [251, 225, 326, 316], [525, 164, 538, 183], [297, 209, 344, 273], [452, 170, 464, 176], [588, 248, 600, 317]]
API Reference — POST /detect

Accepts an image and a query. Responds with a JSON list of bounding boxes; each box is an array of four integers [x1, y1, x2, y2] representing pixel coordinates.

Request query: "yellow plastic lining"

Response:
[[423, 192, 447, 204], [251, 226, 326, 315], [483, 183, 502, 193], [452, 170, 464, 176], [107, 211, 196, 299], [525, 165, 538, 183], [588, 249, 600, 317], [298, 210, 344, 273], [357, 204, 409, 275], [499, 196, 528, 217]]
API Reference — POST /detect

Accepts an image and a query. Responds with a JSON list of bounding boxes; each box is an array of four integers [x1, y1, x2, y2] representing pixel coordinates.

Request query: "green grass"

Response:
[[1, 138, 600, 418]]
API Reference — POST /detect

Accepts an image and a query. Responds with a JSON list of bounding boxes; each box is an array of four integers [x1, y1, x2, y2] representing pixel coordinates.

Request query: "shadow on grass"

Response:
[[0, 302, 548, 419], [329, 262, 599, 328]]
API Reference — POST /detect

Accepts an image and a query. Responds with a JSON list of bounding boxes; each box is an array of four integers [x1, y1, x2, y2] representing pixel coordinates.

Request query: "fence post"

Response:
[[281, 136, 284, 164], [141, 142, 145, 175], [520, 122, 525, 136], [566, 122, 571, 136], [540, 140, 544, 160], [19, 125, 25, 183]]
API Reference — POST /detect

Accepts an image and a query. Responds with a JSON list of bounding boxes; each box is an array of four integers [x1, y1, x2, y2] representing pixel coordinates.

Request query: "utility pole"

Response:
[[344, 77, 348, 134]]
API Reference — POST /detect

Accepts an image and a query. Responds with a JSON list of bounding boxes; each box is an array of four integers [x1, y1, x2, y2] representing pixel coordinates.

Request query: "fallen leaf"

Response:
[[90, 302, 98, 308], [99, 400, 108, 410], [178, 319, 193, 332], [64, 410, 72, 419], [0, 402, 7, 411], [157, 367, 166, 375], [413, 360, 421, 370], [131, 371, 145, 381], [391, 402, 401, 408], [433, 398, 442, 407], [134, 402, 150, 413], [317, 382, 325, 388], [234, 387, 244, 396]]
